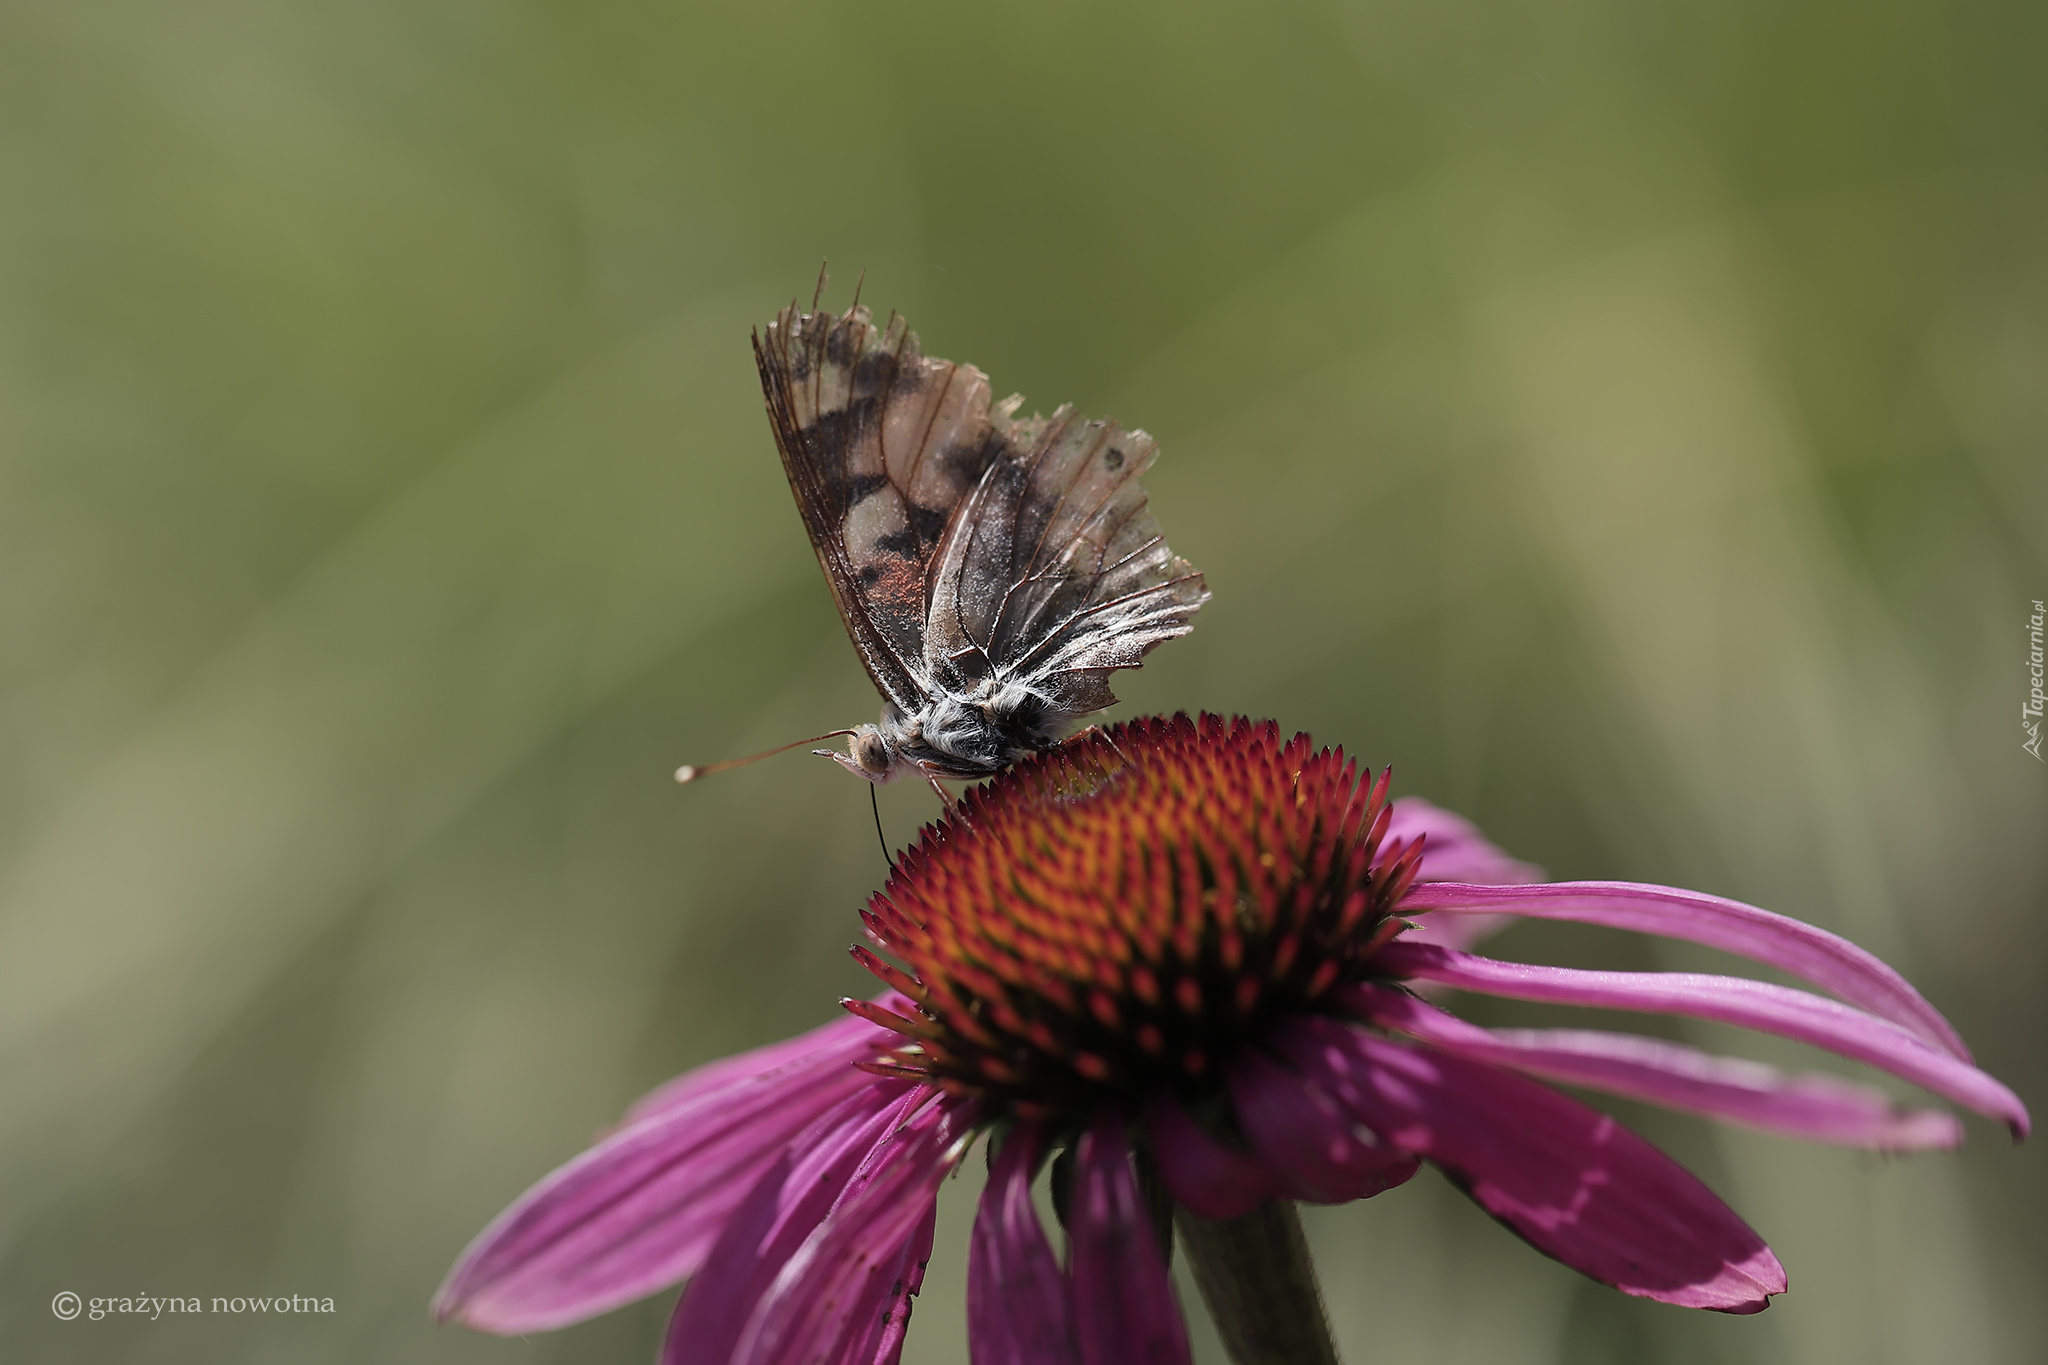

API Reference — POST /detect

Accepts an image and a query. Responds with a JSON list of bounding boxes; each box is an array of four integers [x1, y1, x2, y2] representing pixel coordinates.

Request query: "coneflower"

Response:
[[436, 715, 2027, 1365]]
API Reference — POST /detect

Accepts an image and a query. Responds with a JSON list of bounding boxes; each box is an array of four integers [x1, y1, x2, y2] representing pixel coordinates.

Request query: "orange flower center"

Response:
[[850, 714, 1424, 1119]]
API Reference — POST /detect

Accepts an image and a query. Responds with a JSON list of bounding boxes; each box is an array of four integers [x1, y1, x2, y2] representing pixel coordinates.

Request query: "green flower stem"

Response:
[[1176, 1201, 1341, 1365]]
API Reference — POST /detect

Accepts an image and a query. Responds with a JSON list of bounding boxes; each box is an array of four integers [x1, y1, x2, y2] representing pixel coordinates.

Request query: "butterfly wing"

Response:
[[753, 302, 1008, 712], [757, 297, 1206, 725], [923, 403, 1209, 715]]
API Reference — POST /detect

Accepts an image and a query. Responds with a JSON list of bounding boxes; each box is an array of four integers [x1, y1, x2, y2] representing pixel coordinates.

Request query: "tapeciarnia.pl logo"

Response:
[[2026, 599, 2045, 762]]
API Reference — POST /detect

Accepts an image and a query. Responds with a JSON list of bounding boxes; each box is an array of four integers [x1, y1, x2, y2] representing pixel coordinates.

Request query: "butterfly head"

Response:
[[816, 723, 901, 784]]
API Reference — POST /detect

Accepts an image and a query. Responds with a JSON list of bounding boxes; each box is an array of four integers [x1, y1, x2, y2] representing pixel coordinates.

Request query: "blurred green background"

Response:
[[2, 1, 2042, 1361]]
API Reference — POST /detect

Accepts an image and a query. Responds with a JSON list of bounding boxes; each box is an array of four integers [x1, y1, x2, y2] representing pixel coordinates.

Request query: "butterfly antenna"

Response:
[[870, 783, 895, 873], [675, 729, 857, 784], [811, 260, 829, 313]]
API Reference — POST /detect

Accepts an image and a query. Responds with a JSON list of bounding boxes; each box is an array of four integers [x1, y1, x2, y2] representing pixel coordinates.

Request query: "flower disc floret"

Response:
[[848, 713, 1424, 1117]]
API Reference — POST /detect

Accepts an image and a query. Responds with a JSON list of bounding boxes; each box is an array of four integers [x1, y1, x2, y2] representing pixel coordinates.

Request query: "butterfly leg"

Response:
[[1076, 724, 1136, 769], [923, 771, 956, 807], [870, 783, 896, 874]]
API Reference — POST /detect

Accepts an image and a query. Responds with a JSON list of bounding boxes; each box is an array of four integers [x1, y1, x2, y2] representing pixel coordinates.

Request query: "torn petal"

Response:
[[841, 1200, 938, 1365]]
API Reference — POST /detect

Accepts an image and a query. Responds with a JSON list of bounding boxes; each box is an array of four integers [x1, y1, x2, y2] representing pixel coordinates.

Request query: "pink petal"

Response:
[[1385, 797, 1546, 885], [1396, 880, 1970, 1059], [1142, 1094, 1282, 1219], [968, 1122, 1080, 1365], [1278, 1019, 1787, 1313], [1347, 984, 1964, 1150], [1225, 1049, 1419, 1204], [1383, 800, 1542, 952], [733, 1092, 981, 1365], [1069, 1109, 1192, 1365], [662, 1086, 926, 1365], [436, 1044, 899, 1333], [661, 1160, 791, 1365], [1371, 944, 2030, 1137], [627, 996, 909, 1123], [842, 1200, 938, 1365]]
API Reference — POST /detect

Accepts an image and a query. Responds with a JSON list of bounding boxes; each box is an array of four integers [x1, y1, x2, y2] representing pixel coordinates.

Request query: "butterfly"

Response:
[[683, 280, 1207, 798]]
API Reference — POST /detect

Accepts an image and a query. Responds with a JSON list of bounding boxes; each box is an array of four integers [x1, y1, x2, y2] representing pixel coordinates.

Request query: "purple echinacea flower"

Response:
[[435, 714, 2028, 1365]]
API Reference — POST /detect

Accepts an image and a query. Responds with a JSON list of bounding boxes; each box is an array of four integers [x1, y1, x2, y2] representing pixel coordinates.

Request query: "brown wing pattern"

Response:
[[923, 403, 1209, 714], [753, 302, 1012, 711]]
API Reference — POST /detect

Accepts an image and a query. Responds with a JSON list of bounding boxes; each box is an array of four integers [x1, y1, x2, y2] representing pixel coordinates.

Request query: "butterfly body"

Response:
[[838, 680, 1063, 783], [754, 294, 1206, 787]]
